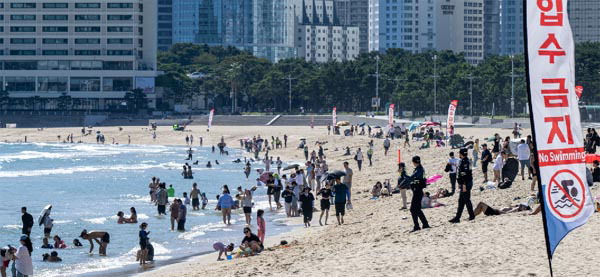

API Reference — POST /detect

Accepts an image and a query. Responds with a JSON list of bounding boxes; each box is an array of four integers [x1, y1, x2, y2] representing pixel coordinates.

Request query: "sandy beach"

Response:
[[2, 125, 599, 276]]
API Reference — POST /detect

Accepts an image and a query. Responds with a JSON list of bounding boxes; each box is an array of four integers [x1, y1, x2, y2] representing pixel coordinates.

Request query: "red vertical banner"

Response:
[[525, 0, 594, 269], [332, 107, 337, 126], [446, 100, 458, 135], [575, 85, 583, 99], [388, 104, 395, 129]]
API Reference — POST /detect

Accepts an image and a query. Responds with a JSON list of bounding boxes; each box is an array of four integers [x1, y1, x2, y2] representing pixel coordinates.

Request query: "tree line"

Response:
[[157, 42, 600, 116]]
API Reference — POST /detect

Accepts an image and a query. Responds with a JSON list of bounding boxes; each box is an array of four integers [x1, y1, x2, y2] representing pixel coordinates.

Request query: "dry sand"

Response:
[[1, 125, 599, 276]]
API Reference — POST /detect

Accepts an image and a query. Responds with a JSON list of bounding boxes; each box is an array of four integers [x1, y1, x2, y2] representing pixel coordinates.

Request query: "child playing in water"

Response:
[[183, 192, 190, 205], [201, 193, 208, 210]]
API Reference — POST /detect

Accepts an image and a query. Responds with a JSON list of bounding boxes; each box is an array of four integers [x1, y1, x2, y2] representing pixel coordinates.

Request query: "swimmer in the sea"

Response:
[[80, 229, 110, 256]]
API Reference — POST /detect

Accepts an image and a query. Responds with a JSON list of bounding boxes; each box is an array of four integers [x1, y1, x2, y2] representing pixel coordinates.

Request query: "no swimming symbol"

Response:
[[546, 169, 587, 221]]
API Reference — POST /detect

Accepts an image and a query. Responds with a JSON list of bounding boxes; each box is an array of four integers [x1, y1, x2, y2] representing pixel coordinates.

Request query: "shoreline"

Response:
[[2, 126, 600, 276]]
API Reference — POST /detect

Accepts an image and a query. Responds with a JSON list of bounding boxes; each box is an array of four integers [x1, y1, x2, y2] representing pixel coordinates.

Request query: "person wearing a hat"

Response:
[[299, 187, 315, 227], [407, 156, 430, 232], [14, 235, 33, 276], [450, 149, 475, 223]]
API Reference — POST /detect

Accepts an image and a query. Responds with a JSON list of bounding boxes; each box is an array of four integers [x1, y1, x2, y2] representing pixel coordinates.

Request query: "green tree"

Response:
[[124, 88, 147, 114]]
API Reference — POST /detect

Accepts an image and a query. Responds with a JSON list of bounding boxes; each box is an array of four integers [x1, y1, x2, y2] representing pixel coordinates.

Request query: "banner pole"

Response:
[[522, 0, 554, 275]]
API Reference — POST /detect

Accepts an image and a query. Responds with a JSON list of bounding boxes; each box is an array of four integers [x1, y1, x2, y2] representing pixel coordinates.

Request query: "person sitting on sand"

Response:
[[239, 227, 263, 257], [213, 242, 235, 261], [42, 251, 62, 262], [344, 147, 351, 156], [80, 230, 110, 256], [371, 182, 383, 198], [53, 236, 67, 249]]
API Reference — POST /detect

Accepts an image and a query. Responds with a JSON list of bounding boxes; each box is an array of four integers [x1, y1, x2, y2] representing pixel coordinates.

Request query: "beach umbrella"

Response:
[[420, 121, 440, 127], [283, 164, 300, 171], [373, 126, 382, 129], [359, 122, 366, 127], [426, 174, 443, 184], [326, 170, 346, 180], [259, 171, 273, 182], [408, 122, 421, 132], [299, 137, 306, 141], [38, 204, 52, 226], [256, 138, 264, 142]]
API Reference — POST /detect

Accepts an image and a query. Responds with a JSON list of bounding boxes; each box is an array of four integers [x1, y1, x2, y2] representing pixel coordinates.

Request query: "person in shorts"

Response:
[[333, 177, 349, 225], [517, 139, 531, 180], [480, 144, 492, 182]]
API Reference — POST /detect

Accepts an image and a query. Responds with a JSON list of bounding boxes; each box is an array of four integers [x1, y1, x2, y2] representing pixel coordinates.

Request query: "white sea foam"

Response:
[[82, 217, 108, 224], [2, 224, 20, 229], [0, 162, 180, 177]]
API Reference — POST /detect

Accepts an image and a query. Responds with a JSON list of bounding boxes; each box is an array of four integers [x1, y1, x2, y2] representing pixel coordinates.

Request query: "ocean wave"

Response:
[[0, 144, 172, 162], [0, 163, 180, 177], [82, 217, 108, 224], [2, 224, 21, 229]]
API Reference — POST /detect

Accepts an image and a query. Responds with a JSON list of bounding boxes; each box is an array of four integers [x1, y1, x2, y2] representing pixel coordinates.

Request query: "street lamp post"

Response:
[[510, 55, 515, 117], [283, 75, 296, 113], [432, 55, 439, 114], [461, 74, 479, 117], [368, 56, 381, 112]]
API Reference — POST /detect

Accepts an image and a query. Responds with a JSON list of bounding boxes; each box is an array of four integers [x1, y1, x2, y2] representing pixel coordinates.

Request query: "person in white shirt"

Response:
[[517, 139, 531, 180], [355, 148, 364, 171], [493, 151, 506, 184], [15, 236, 33, 277], [447, 152, 461, 195]]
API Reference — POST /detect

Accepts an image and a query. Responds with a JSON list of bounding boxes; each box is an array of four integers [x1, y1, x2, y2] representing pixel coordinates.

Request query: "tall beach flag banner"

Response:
[[332, 107, 337, 126], [388, 104, 395, 129], [524, 0, 594, 274], [207, 109, 214, 131], [446, 100, 458, 135]]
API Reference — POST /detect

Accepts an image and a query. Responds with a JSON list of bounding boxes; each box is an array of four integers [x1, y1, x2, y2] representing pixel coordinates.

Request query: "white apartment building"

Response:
[[435, 0, 484, 64], [0, 0, 158, 110], [295, 0, 360, 62], [368, 0, 436, 53]]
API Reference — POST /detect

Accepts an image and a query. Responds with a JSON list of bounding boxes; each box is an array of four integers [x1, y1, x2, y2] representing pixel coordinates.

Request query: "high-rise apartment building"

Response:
[[252, 0, 297, 62], [368, 0, 436, 53], [483, 0, 500, 56], [0, 0, 158, 110], [499, 0, 523, 55], [296, 0, 359, 62], [335, 0, 368, 53], [568, 0, 600, 43], [436, 0, 484, 64], [157, 0, 172, 51]]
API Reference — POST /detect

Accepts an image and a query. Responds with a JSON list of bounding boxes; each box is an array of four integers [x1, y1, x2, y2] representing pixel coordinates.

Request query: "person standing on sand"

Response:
[[492, 133, 501, 158], [190, 183, 200, 210], [217, 189, 234, 225], [397, 163, 409, 210], [333, 177, 349, 225], [480, 144, 492, 183], [21, 207, 33, 236], [185, 135, 189, 145], [284, 134, 288, 148], [169, 200, 179, 231], [355, 148, 364, 171], [383, 137, 390, 155], [472, 139, 480, 168], [156, 184, 168, 216], [407, 156, 430, 232], [447, 152, 460, 195], [256, 209, 266, 244], [367, 147, 373, 167], [80, 230, 110, 256], [299, 187, 315, 227], [449, 149, 475, 223], [317, 182, 332, 225], [343, 162, 354, 208]]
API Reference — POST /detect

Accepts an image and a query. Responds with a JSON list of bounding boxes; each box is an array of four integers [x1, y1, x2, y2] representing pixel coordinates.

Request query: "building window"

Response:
[[10, 50, 36, 55], [107, 26, 133, 32], [5, 76, 36, 92], [107, 15, 133, 20], [10, 26, 36, 32], [103, 61, 133, 70], [42, 50, 69, 55], [75, 38, 101, 44], [75, 3, 101, 8], [75, 50, 102, 55], [43, 26, 68, 32], [10, 14, 36, 20], [10, 3, 36, 8], [43, 3, 68, 8], [10, 38, 36, 44], [75, 26, 101, 32], [43, 38, 69, 44], [107, 38, 133, 44], [107, 50, 133, 56], [70, 77, 101, 91], [103, 77, 133, 91], [43, 15, 69, 20], [70, 61, 102, 70], [38, 60, 70, 70], [38, 77, 68, 92], [4, 61, 37, 70], [75, 14, 101, 20], [107, 3, 133, 8]]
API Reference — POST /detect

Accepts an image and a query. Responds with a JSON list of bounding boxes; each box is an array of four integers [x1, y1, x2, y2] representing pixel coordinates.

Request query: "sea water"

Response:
[[0, 142, 293, 277]]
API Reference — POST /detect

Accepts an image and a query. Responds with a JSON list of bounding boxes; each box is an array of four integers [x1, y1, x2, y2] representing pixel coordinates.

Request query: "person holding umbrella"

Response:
[[407, 156, 430, 232]]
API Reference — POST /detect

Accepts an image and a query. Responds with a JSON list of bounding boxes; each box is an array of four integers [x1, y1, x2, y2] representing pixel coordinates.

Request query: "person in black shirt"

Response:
[[592, 161, 600, 182], [396, 163, 409, 209], [407, 156, 430, 232], [21, 207, 34, 236], [492, 133, 501, 158], [317, 182, 332, 226], [450, 149, 475, 223], [281, 186, 294, 217], [240, 227, 262, 256], [480, 144, 492, 182], [299, 187, 315, 227]]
